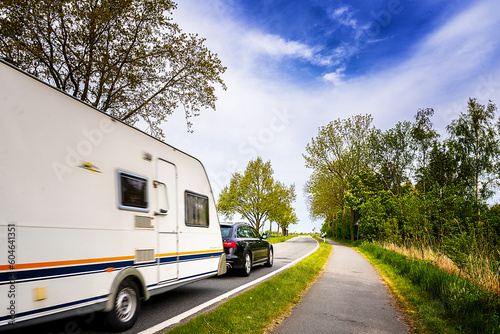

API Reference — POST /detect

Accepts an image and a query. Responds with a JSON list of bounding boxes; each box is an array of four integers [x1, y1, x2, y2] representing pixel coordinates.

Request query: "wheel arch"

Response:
[[103, 267, 149, 312]]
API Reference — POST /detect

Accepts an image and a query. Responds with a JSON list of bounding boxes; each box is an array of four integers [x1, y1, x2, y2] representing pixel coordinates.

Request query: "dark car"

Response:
[[220, 222, 273, 276]]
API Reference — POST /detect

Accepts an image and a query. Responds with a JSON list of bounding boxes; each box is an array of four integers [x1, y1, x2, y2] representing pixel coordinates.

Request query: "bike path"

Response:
[[272, 240, 409, 334]]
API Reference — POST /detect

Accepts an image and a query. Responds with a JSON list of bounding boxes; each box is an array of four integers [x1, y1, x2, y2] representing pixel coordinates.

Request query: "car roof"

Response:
[[220, 222, 251, 228]]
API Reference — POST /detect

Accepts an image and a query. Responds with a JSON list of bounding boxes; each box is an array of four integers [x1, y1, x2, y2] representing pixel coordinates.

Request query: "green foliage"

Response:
[[304, 114, 375, 240], [369, 121, 415, 196], [304, 169, 344, 222], [442, 233, 475, 271], [304, 98, 500, 297], [447, 98, 499, 208], [217, 157, 296, 232], [0, 0, 226, 138]]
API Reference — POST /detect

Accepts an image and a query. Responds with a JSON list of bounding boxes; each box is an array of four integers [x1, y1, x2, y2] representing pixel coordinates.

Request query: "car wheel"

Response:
[[241, 252, 252, 276], [265, 247, 274, 267], [104, 279, 141, 332]]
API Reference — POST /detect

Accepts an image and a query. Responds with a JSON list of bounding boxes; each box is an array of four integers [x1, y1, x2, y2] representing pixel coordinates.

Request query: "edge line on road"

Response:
[[139, 236, 320, 334]]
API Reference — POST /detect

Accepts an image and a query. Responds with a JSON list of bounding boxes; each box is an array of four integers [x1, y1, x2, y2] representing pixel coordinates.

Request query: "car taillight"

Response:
[[223, 241, 236, 248]]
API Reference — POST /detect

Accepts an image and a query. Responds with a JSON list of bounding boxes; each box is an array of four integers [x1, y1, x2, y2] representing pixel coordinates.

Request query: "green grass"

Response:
[[167, 238, 332, 334], [353, 241, 500, 333], [357, 245, 457, 333], [267, 235, 295, 244]]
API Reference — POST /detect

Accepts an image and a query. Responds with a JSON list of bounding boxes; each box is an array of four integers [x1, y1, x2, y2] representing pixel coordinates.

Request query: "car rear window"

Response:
[[221, 226, 232, 238]]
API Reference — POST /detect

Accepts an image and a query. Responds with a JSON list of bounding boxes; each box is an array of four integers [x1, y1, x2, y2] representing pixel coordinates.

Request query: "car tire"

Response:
[[241, 252, 252, 276], [104, 279, 141, 332], [265, 247, 274, 267]]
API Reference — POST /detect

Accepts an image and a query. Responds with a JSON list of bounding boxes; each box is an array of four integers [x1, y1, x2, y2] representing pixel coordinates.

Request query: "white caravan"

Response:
[[0, 60, 226, 332]]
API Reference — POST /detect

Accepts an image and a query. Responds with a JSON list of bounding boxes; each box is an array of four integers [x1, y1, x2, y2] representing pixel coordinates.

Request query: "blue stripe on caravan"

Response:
[[158, 251, 222, 264], [0, 252, 223, 285], [0, 260, 135, 285], [158, 255, 177, 264], [178, 251, 222, 263]]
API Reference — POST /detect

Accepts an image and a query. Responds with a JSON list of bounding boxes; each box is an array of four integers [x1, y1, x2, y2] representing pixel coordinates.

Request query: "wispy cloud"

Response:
[[244, 32, 317, 60], [323, 67, 346, 85], [330, 6, 358, 29]]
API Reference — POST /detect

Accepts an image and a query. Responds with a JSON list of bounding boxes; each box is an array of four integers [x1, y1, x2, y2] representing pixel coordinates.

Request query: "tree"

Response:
[[368, 121, 415, 196], [344, 170, 389, 241], [304, 170, 344, 236], [411, 108, 439, 195], [0, 0, 226, 138], [268, 181, 297, 235], [446, 98, 499, 216], [304, 170, 342, 220], [217, 157, 296, 233], [303, 114, 374, 239]]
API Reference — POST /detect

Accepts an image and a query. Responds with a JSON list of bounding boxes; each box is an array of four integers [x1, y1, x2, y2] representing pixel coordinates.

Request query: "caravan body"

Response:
[[0, 60, 226, 331]]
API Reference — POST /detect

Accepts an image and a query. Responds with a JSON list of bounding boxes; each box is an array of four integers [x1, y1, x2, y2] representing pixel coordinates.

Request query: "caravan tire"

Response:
[[105, 279, 141, 332]]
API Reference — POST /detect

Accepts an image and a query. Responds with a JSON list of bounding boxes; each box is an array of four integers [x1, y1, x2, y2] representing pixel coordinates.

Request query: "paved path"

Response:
[[272, 240, 409, 334]]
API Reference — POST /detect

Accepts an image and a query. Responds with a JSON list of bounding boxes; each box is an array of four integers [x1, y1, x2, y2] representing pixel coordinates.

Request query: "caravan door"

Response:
[[156, 159, 178, 282]]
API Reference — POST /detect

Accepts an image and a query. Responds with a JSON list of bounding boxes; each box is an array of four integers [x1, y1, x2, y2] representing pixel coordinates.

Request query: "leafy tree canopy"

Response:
[[446, 98, 499, 207], [0, 0, 226, 138], [217, 157, 296, 233], [303, 114, 375, 213]]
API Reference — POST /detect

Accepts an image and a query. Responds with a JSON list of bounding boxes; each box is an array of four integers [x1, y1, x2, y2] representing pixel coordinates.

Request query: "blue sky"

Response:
[[161, 0, 500, 233], [226, 0, 450, 81]]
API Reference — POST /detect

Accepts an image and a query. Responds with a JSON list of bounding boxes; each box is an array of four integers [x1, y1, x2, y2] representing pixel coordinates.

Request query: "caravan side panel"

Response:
[[0, 61, 224, 329]]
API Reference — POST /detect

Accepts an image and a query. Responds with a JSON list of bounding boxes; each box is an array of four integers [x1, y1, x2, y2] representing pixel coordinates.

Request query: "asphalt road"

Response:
[[3, 236, 316, 334]]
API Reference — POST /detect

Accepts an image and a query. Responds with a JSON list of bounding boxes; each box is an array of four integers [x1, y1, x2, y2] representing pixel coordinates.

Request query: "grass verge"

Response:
[[345, 240, 500, 333], [356, 244, 456, 333], [167, 238, 332, 334], [267, 235, 295, 244]]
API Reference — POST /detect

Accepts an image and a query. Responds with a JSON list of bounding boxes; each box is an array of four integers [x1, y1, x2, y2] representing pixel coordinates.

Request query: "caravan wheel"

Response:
[[105, 279, 141, 332]]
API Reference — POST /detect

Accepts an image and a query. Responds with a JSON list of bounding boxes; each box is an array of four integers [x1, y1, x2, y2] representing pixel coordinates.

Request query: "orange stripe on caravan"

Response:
[[0, 250, 224, 271], [156, 252, 177, 258], [0, 255, 135, 271], [157, 249, 224, 258]]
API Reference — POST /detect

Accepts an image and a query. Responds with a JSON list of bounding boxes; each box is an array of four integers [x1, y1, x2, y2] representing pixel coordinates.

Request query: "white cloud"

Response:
[[331, 6, 358, 28], [323, 67, 346, 86], [244, 32, 317, 61]]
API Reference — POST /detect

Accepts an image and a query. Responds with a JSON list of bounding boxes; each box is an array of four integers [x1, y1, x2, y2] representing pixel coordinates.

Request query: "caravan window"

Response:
[[185, 191, 209, 227], [117, 170, 149, 212]]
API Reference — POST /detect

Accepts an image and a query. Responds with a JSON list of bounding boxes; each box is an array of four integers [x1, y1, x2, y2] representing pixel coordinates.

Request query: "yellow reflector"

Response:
[[33, 287, 47, 301]]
